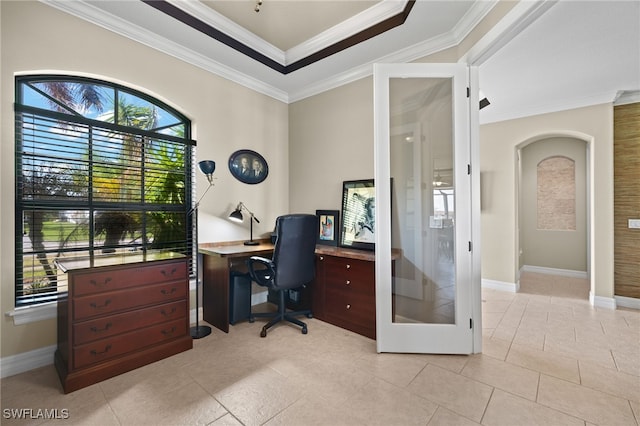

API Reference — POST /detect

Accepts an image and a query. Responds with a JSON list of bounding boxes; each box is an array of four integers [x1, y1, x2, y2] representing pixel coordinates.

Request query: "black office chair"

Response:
[[247, 214, 318, 337]]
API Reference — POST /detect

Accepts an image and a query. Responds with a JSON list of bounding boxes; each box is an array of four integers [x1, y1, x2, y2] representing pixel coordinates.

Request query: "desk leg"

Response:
[[202, 254, 230, 333]]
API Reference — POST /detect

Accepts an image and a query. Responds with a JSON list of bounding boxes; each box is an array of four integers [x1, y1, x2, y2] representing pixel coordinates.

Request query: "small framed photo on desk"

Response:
[[316, 210, 340, 246]]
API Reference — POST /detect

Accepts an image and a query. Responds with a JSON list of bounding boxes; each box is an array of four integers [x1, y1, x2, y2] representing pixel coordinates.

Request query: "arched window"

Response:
[[15, 76, 195, 306], [537, 156, 576, 231]]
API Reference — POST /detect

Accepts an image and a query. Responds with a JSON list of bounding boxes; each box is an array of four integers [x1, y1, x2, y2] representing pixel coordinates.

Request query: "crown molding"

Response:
[[40, 0, 289, 103], [462, 0, 557, 66], [288, 1, 496, 103], [289, 31, 459, 103], [40, 0, 509, 106], [479, 90, 619, 124], [614, 90, 640, 106]]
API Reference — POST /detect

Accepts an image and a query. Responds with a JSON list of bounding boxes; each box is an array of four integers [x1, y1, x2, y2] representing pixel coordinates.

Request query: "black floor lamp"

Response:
[[190, 160, 216, 339]]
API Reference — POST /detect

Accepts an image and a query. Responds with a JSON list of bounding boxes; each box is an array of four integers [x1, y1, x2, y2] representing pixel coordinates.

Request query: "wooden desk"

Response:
[[199, 241, 274, 333], [199, 241, 399, 338]]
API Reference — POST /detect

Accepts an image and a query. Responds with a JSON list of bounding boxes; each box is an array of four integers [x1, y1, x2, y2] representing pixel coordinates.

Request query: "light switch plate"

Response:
[[629, 219, 640, 229]]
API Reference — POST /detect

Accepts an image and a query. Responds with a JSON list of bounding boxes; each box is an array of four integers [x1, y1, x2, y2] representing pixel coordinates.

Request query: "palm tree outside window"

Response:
[[15, 76, 195, 307]]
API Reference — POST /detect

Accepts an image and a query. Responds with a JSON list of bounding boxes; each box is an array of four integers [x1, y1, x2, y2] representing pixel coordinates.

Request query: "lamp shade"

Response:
[[229, 208, 243, 223], [198, 160, 216, 175]]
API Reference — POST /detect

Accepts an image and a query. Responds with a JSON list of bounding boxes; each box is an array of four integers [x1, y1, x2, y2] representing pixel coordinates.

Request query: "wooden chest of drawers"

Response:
[[55, 254, 192, 393], [313, 252, 377, 339]]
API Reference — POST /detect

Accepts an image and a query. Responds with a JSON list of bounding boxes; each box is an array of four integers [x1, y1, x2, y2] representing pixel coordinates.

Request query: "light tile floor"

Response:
[[2, 274, 639, 425]]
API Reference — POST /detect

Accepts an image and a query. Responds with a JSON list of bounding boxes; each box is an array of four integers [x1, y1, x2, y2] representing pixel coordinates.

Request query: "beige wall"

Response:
[[289, 77, 374, 214], [480, 104, 614, 298], [520, 137, 588, 272], [1, 1, 288, 358]]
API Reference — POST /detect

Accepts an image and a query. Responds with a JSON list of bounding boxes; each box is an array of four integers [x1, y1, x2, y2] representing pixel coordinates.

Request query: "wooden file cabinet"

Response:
[[55, 254, 192, 393], [313, 249, 377, 340]]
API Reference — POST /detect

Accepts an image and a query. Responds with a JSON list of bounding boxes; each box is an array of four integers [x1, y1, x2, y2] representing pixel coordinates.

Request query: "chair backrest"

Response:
[[271, 214, 318, 289]]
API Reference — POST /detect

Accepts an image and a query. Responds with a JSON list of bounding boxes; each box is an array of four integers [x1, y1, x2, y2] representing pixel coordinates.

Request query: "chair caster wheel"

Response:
[[302, 326, 308, 334], [306, 313, 313, 319], [249, 318, 255, 323], [260, 328, 267, 338]]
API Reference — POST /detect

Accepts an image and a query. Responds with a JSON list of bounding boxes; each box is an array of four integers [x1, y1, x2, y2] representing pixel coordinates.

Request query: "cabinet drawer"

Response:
[[73, 300, 186, 345], [73, 281, 187, 321], [73, 318, 186, 369], [325, 287, 375, 328], [72, 261, 187, 296], [324, 258, 373, 279]]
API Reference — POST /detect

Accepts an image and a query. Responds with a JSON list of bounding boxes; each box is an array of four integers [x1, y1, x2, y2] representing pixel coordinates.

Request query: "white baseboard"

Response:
[[590, 292, 617, 310], [0, 344, 56, 379], [615, 295, 640, 310], [521, 265, 588, 279], [482, 279, 517, 293]]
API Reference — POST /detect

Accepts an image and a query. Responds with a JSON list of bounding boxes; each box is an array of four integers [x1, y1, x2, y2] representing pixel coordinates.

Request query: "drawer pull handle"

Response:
[[346, 280, 351, 285], [90, 345, 112, 356], [319, 256, 324, 261], [161, 268, 178, 277], [346, 264, 351, 269], [89, 277, 112, 287], [160, 307, 177, 316], [89, 300, 111, 309], [90, 323, 112, 333], [161, 327, 176, 336], [346, 304, 351, 310], [161, 288, 177, 295]]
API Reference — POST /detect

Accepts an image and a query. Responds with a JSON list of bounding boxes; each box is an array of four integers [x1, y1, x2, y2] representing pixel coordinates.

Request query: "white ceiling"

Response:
[[203, 0, 380, 51], [43, 0, 640, 123], [478, 0, 640, 123]]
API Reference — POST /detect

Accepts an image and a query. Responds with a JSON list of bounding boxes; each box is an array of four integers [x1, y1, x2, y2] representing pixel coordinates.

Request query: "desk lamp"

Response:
[[229, 202, 260, 246], [191, 160, 216, 339]]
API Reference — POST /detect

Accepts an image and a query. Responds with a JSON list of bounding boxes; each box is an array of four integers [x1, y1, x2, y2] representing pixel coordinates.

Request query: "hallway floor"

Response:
[[2, 280, 639, 425], [519, 271, 590, 300]]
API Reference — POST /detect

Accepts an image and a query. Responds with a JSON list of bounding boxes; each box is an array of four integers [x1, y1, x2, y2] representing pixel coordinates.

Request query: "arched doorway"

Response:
[[515, 134, 592, 299]]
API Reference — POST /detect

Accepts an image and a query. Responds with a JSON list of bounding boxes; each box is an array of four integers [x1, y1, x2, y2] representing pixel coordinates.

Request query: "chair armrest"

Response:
[[247, 256, 275, 287]]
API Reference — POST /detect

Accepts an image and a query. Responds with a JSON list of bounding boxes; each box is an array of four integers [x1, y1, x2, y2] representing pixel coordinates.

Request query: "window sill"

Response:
[[5, 302, 57, 326]]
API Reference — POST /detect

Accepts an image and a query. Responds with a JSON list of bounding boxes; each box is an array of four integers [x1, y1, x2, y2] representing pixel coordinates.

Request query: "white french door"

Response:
[[374, 63, 478, 354]]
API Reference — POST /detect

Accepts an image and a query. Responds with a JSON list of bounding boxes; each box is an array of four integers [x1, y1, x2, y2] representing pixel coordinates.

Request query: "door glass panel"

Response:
[[390, 77, 455, 325]]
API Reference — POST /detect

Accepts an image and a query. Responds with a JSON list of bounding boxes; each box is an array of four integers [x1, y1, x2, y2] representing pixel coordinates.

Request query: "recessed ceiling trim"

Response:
[[289, 31, 460, 103], [142, 0, 415, 75], [289, 1, 497, 103], [167, 0, 409, 67], [40, 0, 290, 102], [142, 0, 287, 73], [285, 0, 409, 65], [166, 0, 286, 64]]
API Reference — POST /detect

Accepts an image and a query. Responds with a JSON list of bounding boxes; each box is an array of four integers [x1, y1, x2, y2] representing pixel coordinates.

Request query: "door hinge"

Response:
[[468, 241, 472, 252], [470, 318, 473, 329], [466, 87, 470, 98], [467, 164, 471, 175]]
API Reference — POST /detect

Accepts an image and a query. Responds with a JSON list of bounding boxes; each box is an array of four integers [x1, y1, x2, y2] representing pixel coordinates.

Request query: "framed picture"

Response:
[[316, 210, 340, 246], [340, 179, 375, 251], [228, 149, 268, 184]]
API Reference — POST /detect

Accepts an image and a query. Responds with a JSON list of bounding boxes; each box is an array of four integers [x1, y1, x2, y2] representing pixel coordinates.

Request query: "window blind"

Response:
[[15, 104, 194, 307]]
